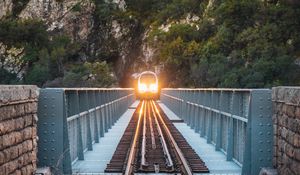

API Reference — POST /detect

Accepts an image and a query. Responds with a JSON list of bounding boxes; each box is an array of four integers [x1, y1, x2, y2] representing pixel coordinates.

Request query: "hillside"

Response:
[[0, 0, 300, 88]]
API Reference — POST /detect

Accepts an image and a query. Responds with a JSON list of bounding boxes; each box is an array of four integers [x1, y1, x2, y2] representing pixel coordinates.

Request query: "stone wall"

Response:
[[0, 85, 39, 175], [272, 87, 300, 175]]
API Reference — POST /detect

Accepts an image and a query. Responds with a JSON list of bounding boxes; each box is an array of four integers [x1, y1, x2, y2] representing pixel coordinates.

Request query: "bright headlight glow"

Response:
[[150, 84, 158, 92], [138, 83, 147, 93]]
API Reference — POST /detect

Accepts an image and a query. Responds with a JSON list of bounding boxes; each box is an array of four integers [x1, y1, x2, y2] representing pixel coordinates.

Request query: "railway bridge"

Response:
[[0, 86, 299, 175]]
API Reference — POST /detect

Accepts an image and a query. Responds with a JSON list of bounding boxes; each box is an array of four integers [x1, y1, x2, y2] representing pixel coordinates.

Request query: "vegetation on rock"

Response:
[[0, 0, 300, 88], [142, 0, 300, 87]]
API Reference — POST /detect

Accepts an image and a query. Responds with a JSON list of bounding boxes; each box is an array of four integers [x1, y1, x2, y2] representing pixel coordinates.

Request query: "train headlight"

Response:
[[150, 84, 158, 93], [138, 83, 147, 93]]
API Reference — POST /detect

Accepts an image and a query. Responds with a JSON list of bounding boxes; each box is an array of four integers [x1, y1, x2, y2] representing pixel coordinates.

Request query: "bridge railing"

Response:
[[37, 88, 135, 174], [161, 88, 273, 175]]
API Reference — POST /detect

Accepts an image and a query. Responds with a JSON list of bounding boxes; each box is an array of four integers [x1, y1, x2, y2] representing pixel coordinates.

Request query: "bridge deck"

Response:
[[72, 101, 139, 174], [72, 100, 241, 175], [158, 102, 242, 175]]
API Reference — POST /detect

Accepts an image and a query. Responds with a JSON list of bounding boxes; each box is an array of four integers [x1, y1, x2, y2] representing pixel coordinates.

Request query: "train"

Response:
[[135, 71, 160, 100]]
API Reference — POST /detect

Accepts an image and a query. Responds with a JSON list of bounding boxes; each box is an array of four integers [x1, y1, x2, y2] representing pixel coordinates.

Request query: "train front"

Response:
[[136, 71, 160, 100]]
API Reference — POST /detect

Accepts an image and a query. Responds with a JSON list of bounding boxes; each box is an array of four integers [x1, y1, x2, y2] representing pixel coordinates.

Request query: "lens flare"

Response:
[[150, 84, 158, 92], [138, 83, 147, 93]]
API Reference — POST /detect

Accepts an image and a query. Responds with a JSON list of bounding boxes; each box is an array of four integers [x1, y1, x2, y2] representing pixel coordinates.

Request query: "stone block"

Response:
[[293, 133, 300, 148], [33, 113, 38, 123], [0, 130, 26, 150], [286, 105, 295, 118], [15, 117, 25, 130], [25, 164, 34, 174], [17, 154, 24, 167], [0, 151, 4, 165], [294, 147, 300, 161], [32, 127, 37, 138], [30, 88, 39, 99], [22, 127, 32, 140], [0, 119, 15, 135], [277, 153, 283, 165], [27, 139, 33, 151], [14, 170, 21, 175], [14, 131, 23, 145], [278, 138, 284, 151], [273, 87, 300, 105], [22, 152, 31, 166], [6, 159, 18, 174], [20, 166, 27, 174], [296, 107, 300, 120], [32, 160, 37, 170], [287, 118, 299, 134], [9, 145, 19, 160], [277, 103, 283, 115], [0, 85, 38, 106], [285, 143, 294, 158], [282, 105, 288, 115], [33, 138, 37, 149], [0, 163, 6, 174], [282, 114, 289, 128], [1, 134, 10, 150], [24, 114, 33, 127], [273, 114, 278, 125], [282, 154, 292, 168], [287, 130, 295, 145], [0, 103, 26, 122], [2, 148, 10, 162], [18, 140, 33, 156], [280, 127, 288, 139], [30, 151, 37, 163], [290, 161, 300, 175], [0, 86, 38, 174], [272, 87, 278, 101], [24, 102, 38, 114]]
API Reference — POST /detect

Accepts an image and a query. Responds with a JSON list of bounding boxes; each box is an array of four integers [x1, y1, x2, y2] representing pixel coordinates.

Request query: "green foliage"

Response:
[[166, 24, 199, 42], [215, 0, 259, 30], [63, 61, 117, 87], [157, 0, 201, 23], [0, 68, 19, 84], [2, 0, 300, 88], [72, 3, 82, 12], [25, 63, 49, 87], [148, 0, 300, 88], [0, 19, 49, 48]]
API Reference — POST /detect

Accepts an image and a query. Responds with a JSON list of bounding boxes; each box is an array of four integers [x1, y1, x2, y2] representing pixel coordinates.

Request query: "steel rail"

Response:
[[151, 100, 193, 175], [124, 100, 145, 175], [150, 101, 174, 170], [148, 101, 156, 150], [141, 101, 148, 168]]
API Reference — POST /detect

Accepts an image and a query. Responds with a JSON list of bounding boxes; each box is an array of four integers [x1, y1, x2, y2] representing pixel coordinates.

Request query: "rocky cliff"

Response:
[[1, 0, 299, 88], [0, 0, 12, 19], [20, 0, 95, 42], [0, 0, 149, 86]]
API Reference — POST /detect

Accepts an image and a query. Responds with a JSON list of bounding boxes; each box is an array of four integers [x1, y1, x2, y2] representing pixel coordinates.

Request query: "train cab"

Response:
[[136, 71, 160, 100]]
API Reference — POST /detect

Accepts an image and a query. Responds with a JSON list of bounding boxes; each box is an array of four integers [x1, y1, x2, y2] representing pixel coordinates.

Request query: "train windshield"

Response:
[[139, 74, 156, 84]]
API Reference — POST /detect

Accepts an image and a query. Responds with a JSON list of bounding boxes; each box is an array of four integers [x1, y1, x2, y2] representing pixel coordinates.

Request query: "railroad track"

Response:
[[105, 100, 209, 174]]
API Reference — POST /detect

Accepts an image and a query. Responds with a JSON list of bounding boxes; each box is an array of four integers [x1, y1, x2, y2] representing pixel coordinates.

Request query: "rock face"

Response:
[[0, 0, 12, 19], [0, 0, 152, 85], [20, 0, 95, 42], [272, 87, 300, 175], [18, 0, 144, 85], [0, 85, 39, 175]]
